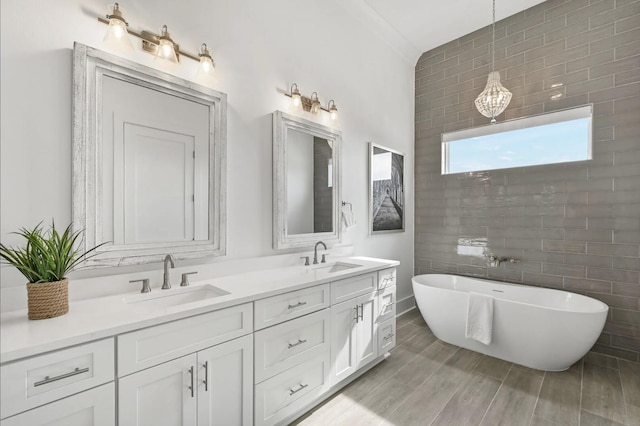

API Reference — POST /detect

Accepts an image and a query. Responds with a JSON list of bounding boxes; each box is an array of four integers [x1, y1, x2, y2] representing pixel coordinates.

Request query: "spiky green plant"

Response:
[[0, 222, 105, 284]]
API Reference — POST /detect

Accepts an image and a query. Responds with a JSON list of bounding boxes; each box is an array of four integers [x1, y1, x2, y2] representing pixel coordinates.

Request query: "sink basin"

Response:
[[313, 262, 361, 273], [124, 284, 230, 313]]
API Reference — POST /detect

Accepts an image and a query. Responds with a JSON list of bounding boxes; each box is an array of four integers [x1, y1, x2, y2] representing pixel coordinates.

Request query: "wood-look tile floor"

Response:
[[293, 309, 640, 426]]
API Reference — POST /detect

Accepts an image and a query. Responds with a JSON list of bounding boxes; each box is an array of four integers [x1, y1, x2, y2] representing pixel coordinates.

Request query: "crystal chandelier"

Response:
[[475, 0, 512, 123]]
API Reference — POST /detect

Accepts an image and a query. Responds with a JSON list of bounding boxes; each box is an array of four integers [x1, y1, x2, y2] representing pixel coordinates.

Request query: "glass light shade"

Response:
[[197, 43, 215, 77], [155, 26, 178, 63], [475, 71, 512, 123], [103, 4, 133, 52], [199, 56, 214, 74], [329, 104, 338, 120], [310, 94, 321, 114], [291, 92, 301, 107]]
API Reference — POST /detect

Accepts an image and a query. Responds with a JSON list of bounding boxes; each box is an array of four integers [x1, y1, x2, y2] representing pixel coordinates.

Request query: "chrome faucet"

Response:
[[162, 254, 175, 289], [313, 241, 327, 265]]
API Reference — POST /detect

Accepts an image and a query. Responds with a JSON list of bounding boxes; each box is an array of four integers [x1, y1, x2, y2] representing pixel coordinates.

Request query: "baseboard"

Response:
[[396, 294, 416, 316]]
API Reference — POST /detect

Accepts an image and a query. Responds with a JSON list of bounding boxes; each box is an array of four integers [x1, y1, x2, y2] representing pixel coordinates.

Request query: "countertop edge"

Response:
[[1, 258, 399, 364]]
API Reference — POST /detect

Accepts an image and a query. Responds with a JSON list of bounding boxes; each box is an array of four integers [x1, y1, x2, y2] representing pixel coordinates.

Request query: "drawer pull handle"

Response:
[[188, 366, 195, 398], [34, 367, 90, 387], [359, 303, 364, 321], [288, 301, 307, 309], [203, 361, 209, 392], [288, 339, 308, 349], [353, 306, 359, 322], [289, 383, 308, 396], [383, 333, 395, 341]]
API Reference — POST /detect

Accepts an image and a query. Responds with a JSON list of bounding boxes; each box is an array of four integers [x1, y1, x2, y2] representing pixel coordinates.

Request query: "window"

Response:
[[441, 105, 592, 175]]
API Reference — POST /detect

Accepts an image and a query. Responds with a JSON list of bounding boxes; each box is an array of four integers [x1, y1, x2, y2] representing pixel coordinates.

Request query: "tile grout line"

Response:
[[428, 352, 486, 426], [384, 342, 461, 422], [579, 360, 584, 426], [477, 362, 514, 425], [528, 369, 547, 426], [615, 365, 630, 426]]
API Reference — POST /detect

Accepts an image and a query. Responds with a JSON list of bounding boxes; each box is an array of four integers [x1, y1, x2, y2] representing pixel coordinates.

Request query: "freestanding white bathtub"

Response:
[[412, 274, 608, 371]]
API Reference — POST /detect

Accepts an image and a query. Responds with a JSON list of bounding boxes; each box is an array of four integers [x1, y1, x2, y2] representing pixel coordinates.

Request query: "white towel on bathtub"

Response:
[[465, 292, 494, 345]]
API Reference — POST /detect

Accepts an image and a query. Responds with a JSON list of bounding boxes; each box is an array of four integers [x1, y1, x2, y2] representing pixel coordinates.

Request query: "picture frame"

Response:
[[369, 143, 405, 234]]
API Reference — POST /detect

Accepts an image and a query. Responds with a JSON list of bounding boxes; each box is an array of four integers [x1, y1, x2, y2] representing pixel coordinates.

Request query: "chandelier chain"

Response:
[[492, 0, 496, 72]]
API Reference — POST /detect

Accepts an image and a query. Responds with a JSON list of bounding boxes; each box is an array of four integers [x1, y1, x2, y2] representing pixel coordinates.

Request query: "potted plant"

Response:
[[0, 221, 105, 320]]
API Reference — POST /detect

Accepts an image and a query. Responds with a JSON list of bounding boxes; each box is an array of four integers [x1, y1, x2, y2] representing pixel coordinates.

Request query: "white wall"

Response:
[[0, 0, 415, 311]]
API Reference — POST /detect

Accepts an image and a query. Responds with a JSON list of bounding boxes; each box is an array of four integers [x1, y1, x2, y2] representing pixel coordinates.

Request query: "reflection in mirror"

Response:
[[102, 75, 210, 245], [73, 43, 227, 266], [286, 129, 334, 235], [273, 111, 342, 249]]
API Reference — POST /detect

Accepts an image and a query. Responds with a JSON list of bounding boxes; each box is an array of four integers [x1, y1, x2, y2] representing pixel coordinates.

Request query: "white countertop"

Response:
[[0, 256, 398, 363]]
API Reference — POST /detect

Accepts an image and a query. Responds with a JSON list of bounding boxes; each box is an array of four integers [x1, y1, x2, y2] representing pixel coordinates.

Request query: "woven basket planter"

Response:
[[27, 279, 69, 320]]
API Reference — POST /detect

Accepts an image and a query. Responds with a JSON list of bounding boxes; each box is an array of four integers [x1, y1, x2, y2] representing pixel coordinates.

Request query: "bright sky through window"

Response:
[[442, 105, 592, 175]]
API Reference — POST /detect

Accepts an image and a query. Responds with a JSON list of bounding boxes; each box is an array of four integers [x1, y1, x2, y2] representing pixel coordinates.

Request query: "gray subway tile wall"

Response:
[[414, 0, 640, 362]]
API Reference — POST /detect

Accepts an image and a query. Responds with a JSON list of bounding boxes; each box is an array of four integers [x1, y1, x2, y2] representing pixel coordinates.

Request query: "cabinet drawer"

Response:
[[331, 273, 376, 305], [254, 351, 330, 426], [377, 285, 396, 324], [378, 268, 396, 290], [0, 382, 115, 426], [0, 338, 114, 420], [254, 284, 329, 330], [118, 303, 252, 376], [254, 309, 330, 383], [378, 319, 396, 354]]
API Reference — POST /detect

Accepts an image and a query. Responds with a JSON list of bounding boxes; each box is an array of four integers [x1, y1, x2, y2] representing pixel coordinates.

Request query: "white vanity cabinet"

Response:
[[117, 303, 254, 426], [0, 383, 115, 426], [330, 291, 378, 384], [376, 268, 397, 355], [0, 338, 115, 425]]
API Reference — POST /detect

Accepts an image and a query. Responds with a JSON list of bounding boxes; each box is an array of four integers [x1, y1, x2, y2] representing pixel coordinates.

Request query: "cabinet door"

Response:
[[197, 335, 253, 426], [0, 382, 114, 426], [330, 299, 358, 385], [356, 292, 378, 369], [118, 354, 197, 426]]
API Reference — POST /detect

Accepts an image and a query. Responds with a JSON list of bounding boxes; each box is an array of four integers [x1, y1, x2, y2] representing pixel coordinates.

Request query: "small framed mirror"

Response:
[[273, 111, 342, 249], [72, 43, 227, 266]]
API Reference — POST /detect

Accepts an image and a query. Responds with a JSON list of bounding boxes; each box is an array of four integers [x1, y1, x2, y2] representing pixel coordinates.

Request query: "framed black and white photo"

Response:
[[369, 143, 405, 234]]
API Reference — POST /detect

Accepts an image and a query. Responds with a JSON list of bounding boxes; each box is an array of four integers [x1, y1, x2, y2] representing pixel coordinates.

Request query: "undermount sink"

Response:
[[313, 262, 361, 273], [124, 284, 230, 313]]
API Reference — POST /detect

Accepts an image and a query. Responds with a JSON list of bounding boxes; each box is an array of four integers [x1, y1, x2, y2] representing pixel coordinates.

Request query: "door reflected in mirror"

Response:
[[286, 129, 334, 235], [102, 75, 210, 245]]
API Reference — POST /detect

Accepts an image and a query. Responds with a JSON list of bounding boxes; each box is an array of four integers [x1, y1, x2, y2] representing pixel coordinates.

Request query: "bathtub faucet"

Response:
[[488, 255, 520, 267]]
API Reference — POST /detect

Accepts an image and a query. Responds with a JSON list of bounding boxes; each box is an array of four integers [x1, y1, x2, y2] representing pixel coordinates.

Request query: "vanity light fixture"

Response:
[[288, 83, 302, 107], [103, 3, 132, 49], [474, 0, 512, 123], [326, 100, 338, 121], [310, 92, 321, 114], [285, 84, 338, 119], [154, 25, 178, 63], [98, 3, 215, 70], [197, 43, 215, 76]]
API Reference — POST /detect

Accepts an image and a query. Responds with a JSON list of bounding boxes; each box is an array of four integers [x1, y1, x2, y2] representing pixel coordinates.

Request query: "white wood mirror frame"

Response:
[[72, 43, 227, 266], [273, 111, 342, 249]]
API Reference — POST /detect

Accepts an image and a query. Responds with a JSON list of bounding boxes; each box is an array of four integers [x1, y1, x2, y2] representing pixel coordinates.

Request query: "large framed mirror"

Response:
[[72, 43, 227, 266], [273, 111, 342, 249]]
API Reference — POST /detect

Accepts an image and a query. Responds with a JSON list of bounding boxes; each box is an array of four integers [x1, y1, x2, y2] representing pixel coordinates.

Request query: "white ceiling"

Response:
[[340, 0, 548, 63]]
